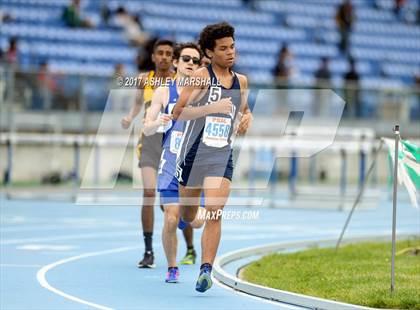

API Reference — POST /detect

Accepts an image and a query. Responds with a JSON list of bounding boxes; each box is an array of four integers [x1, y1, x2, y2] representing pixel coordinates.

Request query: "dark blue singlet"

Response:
[[176, 65, 242, 186], [177, 64, 241, 167]]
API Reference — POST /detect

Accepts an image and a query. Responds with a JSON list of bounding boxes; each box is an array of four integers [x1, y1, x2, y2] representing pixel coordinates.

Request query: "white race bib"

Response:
[[202, 116, 231, 148], [170, 130, 183, 154]]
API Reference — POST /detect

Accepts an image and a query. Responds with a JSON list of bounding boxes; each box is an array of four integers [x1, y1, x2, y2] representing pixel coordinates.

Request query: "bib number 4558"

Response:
[[202, 116, 231, 148], [205, 122, 230, 138]]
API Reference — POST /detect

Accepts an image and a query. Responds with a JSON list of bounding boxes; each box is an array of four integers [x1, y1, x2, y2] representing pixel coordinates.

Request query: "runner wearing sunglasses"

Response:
[[143, 42, 206, 283], [120, 40, 199, 268]]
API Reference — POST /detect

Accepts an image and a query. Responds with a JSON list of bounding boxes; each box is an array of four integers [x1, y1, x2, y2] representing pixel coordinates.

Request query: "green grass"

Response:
[[242, 239, 420, 309]]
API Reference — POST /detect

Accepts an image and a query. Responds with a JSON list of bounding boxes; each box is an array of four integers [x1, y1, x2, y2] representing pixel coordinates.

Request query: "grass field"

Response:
[[242, 239, 420, 309]]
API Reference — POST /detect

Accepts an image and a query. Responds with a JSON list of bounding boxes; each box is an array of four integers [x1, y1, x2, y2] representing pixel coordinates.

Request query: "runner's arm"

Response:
[[121, 73, 146, 129], [172, 69, 215, 120], [143, 87, 169, 136], [237, 74, 252, 134], [173, 69, 234, 120]]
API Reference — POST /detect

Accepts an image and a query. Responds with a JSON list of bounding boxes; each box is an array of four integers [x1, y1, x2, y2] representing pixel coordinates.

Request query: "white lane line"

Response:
[[2, 231, 289, 246], [1, 231, 139, 245], [16, 244, 76, 251], [36, 245, 139, 310], [1, 222, 137, 233], [1, 264, 43, 268], [33, 237, 288, 310], [0, 226, 119, 233], [1, 226, 82, 233]]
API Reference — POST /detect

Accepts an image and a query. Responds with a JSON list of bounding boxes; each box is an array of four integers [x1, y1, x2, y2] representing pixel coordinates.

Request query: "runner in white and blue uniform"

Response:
[[157, 80, 184, 202], [143, 42, 205, 283], [173, 22, 253, 293]]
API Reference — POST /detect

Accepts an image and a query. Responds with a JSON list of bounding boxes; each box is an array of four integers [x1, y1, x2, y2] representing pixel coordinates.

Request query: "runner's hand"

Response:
[[160, 113, 172, 126], [121, 115, 133, 129], [238, 112, 253, 134], [212, 97, 233, 115]]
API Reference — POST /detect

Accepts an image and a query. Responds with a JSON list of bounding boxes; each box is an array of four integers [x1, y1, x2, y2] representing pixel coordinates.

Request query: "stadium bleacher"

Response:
[[0, 0, 419, 110]]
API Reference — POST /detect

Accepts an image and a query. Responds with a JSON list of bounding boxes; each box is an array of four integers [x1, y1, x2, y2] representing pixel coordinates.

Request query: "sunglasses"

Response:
[[180, 55, 200, 65]]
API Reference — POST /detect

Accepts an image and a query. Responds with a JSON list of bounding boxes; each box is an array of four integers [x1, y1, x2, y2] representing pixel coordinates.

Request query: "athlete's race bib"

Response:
[[170, 130, 183, 154], [202, 116, 231, 148]]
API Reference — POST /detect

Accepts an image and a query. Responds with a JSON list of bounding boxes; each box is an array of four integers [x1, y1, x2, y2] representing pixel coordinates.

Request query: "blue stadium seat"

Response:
[[1, 0, 419, 112]]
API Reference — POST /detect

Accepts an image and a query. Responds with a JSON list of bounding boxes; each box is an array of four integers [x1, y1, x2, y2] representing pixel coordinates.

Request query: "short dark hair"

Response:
[[173, 42, 203, 60], [198, 22, 235, 58], [116, 6, 126, 14], [153, 39, 174, 53], [39, 60, 48, 67]]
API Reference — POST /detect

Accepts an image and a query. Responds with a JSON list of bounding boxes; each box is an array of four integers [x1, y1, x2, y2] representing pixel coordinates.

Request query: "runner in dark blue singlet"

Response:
[[172, 22, 253, 293]]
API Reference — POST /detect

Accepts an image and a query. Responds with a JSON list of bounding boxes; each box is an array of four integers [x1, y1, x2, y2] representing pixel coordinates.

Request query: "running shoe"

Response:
[[195, 264, 212, 293], [137, 251, 155, 268], [165, 267, 179, 283], [180, 248, 196, 265]]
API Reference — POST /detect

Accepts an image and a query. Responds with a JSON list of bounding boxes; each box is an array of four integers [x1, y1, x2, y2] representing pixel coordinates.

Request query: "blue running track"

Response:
[[1, 194, 419, 310]]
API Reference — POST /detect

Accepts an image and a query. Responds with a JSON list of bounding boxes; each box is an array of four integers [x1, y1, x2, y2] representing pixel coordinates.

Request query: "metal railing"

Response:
[[0, 68, 419, 133]]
